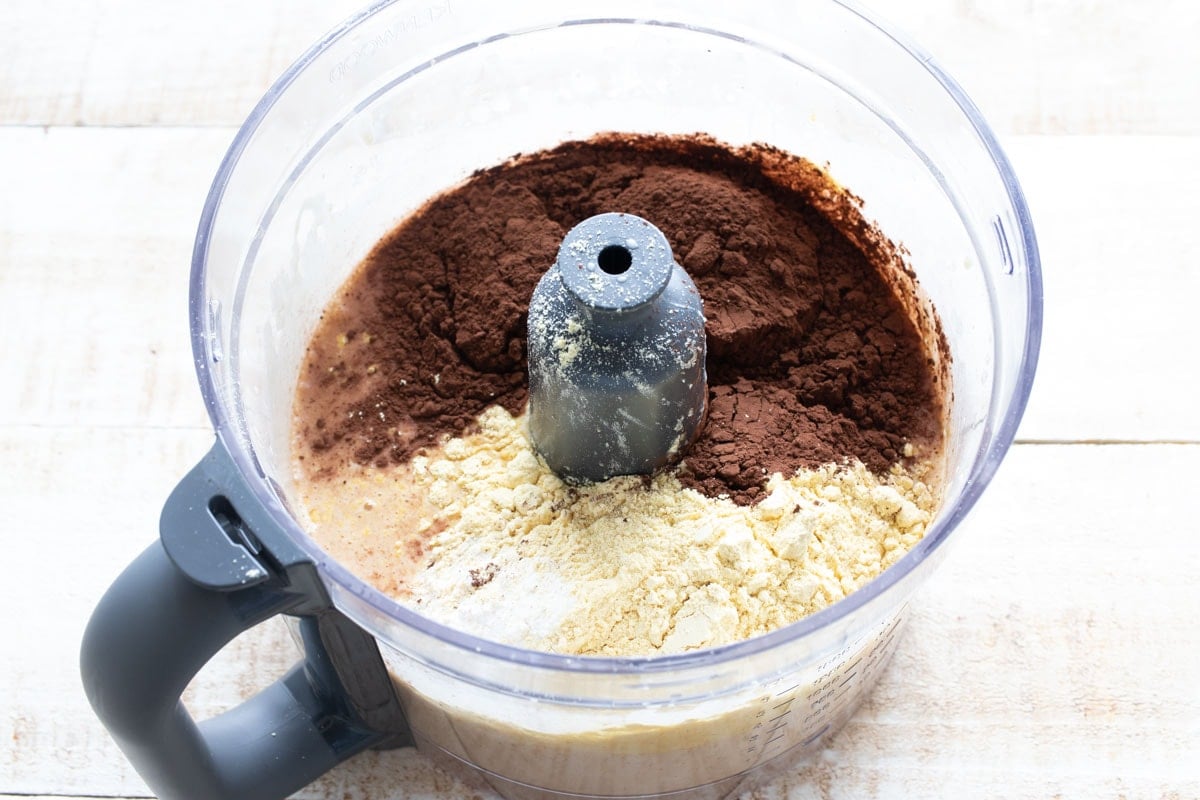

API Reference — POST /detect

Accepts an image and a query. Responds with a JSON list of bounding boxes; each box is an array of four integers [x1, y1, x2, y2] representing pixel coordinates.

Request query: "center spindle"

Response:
[[527, 212, 707, 484]]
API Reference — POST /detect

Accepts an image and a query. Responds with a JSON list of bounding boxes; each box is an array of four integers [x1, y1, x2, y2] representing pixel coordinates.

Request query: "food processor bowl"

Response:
[[82, 2, 1041, 799]]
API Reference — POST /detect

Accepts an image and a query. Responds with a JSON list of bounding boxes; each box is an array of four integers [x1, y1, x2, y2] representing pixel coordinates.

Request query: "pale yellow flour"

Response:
[[296, 405, 937, 657]]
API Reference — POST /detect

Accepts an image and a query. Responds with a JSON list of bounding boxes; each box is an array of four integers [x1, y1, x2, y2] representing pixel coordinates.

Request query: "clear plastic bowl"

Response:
[[191, 1, 1041, 797]]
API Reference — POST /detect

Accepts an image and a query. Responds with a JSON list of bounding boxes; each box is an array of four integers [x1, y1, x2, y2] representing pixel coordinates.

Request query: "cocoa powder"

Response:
[[294, 133, 945, 504]]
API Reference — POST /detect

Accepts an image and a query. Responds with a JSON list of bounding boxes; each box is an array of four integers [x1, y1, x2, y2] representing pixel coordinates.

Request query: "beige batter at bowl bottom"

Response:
[[383, 605, 908, 799]]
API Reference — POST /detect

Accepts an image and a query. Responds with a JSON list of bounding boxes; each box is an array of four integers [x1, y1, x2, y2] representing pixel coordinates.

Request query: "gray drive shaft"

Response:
[[527, 212, 707, 483]]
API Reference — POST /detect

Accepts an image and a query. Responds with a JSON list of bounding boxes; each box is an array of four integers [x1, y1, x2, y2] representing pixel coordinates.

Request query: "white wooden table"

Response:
[[2, 2, 1197, 798]]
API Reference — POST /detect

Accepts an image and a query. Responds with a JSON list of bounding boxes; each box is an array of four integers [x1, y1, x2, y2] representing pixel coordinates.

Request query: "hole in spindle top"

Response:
[[597, 245, 633, 275]]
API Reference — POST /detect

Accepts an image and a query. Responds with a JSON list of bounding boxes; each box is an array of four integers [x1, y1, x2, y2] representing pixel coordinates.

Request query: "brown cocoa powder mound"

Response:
[[294, 133, 945, 504]]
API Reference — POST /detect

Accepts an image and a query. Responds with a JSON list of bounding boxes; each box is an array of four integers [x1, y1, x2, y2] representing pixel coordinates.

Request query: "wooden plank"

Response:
[[2, 0, 1199, 134], [1005, 135, 1200, 443], [878, 0, 1200, 135], [1, 0, 363, 128], [3, 437, 1196, 798], [0, 127, 228, 430]]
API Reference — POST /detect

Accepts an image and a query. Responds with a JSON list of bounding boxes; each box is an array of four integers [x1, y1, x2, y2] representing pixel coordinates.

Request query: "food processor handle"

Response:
[[81, 442, 409, 800]]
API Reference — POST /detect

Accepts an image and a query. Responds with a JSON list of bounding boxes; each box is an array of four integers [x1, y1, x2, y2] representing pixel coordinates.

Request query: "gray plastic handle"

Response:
[[81, 441, 409, 800]]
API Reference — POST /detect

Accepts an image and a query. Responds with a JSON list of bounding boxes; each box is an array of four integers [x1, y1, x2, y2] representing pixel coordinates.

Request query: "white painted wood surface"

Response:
[[2, 1, 1197, 799]]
